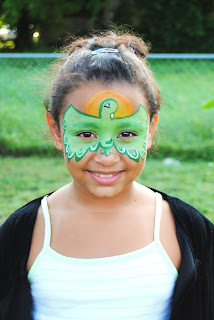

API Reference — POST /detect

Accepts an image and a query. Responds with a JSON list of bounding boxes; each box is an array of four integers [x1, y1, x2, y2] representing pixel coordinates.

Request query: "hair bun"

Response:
[[66, 31, 149, 59], [115, 34, 149, 58]]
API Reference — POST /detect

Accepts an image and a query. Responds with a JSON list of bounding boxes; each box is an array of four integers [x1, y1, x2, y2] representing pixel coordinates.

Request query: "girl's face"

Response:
[[47, 82, 158, 199]]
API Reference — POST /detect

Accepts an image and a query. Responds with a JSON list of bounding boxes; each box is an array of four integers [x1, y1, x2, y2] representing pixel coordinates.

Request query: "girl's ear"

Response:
[[46, 112, 63, 151], [147, 114, 159, 151]]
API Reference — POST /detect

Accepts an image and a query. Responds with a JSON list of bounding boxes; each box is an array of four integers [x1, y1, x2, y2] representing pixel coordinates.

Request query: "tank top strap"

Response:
[[41, 196, 51, 247], [154, 192, 163, 242]]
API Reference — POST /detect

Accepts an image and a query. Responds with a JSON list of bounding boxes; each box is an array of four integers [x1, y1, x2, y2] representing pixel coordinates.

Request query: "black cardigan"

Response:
[[0, 189, 213, 320]]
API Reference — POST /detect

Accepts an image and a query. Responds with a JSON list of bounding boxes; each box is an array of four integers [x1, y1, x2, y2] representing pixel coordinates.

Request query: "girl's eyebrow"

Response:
[[70, 121, 99, 130], [114, 120, 145, 130]]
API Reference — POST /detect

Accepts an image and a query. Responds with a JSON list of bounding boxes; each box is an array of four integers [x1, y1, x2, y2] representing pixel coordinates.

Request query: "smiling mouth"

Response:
[[87, 171, 124, 185]]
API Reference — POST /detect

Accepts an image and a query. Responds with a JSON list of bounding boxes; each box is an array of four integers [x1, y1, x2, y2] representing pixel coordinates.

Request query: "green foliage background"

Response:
[[0, 0, 214, 52], [114, 0, 214, 52]]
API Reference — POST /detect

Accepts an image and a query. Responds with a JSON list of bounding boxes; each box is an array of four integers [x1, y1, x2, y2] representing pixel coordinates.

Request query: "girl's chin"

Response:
[[85, 180, 135, 200], [87, 186, 124, 199]]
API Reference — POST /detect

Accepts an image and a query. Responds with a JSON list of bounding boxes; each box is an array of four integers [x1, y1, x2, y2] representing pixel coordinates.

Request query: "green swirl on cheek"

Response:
[[62, 103, 149, 162]]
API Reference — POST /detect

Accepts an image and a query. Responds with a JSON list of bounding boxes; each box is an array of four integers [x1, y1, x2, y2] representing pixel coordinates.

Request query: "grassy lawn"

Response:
[[0, 58, 51, 155], [0, 156, 213, 225], [0, 59, 214, 159], [150, 60, 214, 160]]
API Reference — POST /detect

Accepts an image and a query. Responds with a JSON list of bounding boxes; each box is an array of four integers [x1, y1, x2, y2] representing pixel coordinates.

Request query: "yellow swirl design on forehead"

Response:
[[85, 90, 133, 117]]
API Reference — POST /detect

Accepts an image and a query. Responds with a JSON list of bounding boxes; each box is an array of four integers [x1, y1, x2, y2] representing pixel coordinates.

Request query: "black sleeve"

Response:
[[0, 199, 41, 320], [0, 213, 17, 301], [168, 196, 214, 319], [0, 198, 40, 301]]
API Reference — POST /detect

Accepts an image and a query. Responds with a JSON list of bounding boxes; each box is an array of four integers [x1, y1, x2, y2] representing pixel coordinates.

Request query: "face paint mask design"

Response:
[[62, 90, 149, 162]]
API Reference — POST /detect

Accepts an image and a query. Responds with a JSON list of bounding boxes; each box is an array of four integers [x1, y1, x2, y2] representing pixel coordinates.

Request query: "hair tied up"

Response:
[[47, 30, 161, 128]]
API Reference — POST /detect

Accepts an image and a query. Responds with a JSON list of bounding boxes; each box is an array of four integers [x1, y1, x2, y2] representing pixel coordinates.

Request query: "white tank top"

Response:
[[28, 192, 178, 320]]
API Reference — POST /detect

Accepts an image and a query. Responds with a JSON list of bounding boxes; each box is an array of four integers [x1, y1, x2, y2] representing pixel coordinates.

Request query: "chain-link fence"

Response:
[[0, 54, 214, 160]]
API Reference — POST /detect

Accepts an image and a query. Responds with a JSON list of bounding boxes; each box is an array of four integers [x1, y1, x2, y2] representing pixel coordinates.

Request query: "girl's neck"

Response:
[[68, 181, 140, 211]]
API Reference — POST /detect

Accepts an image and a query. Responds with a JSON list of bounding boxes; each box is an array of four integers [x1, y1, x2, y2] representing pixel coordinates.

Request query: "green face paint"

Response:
[[62, 90, 149, 162]]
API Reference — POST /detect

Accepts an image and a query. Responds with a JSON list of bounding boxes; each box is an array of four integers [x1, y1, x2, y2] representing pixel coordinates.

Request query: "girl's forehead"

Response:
[[62, 82, 149, 116]]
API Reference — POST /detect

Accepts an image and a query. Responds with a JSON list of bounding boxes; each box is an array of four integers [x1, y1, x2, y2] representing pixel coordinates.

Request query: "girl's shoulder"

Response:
[[150, 186, 213, 225], [0, 194, 51, 300], [0, 193, 54, 270], [1, 194, 48, 235], [150, 187, 214, 254]]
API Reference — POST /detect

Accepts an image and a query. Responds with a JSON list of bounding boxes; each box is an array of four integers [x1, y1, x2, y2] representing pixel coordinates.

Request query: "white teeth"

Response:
[[94, 173, 115, 178]]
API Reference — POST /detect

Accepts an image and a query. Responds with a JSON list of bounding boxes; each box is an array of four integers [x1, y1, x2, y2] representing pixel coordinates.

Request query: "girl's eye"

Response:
[[77, 132, 97, 139], [117, 131, 136, 139]]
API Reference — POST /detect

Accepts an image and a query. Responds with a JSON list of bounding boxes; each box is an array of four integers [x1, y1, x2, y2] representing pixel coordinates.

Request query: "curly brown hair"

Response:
[[46, 31, 162, 128]]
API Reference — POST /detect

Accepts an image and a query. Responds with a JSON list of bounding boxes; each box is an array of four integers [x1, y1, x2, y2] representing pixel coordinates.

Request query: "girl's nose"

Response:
[[93, 147, 120, 166]]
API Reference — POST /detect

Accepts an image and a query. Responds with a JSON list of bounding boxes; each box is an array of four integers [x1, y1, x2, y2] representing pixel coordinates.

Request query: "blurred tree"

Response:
[[1, 0, 33, 50], [113, 0, 214, 52], [1, 0, 105, 50], [28, 0, 104, 46], [0, 0, 213, 52]]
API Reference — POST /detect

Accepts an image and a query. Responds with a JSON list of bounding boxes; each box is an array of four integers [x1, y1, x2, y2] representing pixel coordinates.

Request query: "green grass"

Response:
[[0, 59, 54, 155], [0, 156, 213, 225], [0, 59, 214, 159], [150, 60, 214, 160]]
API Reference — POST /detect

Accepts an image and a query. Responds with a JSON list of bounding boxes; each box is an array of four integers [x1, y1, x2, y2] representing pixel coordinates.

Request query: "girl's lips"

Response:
[[88, 171, 123, 185]]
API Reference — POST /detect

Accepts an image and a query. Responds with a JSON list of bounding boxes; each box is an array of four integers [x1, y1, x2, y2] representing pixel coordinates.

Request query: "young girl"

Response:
[[0, 31, 213, 320]]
